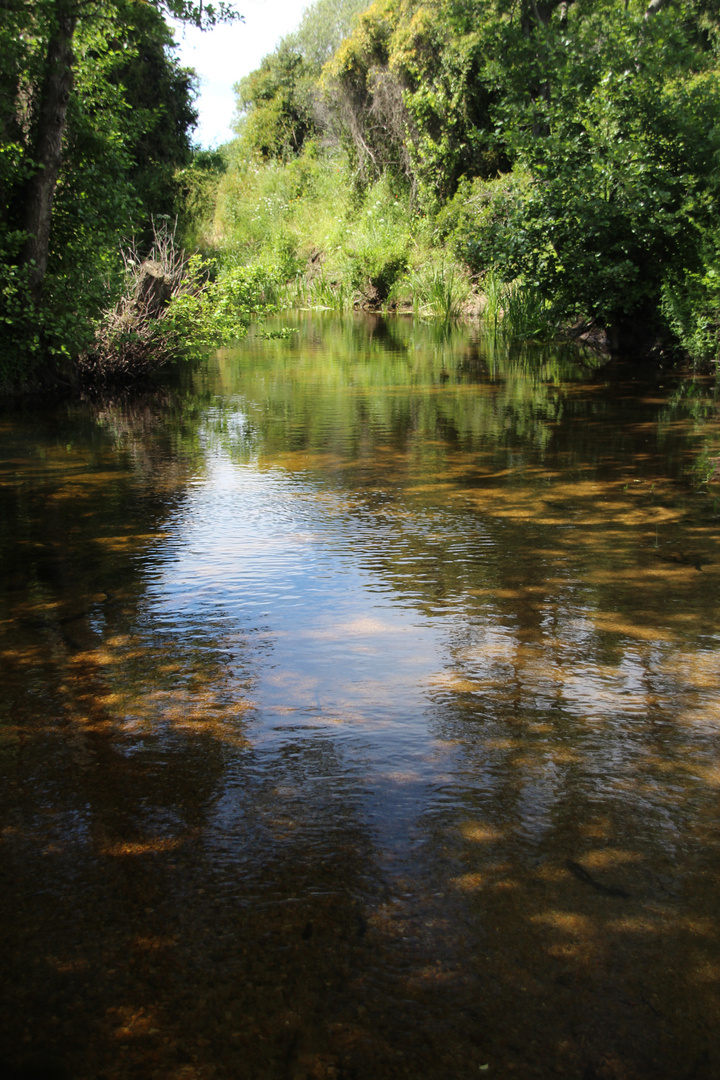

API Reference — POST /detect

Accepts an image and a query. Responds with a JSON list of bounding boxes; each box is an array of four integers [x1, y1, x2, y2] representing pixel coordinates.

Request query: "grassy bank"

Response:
[[175, 0, 720, 366], [185, 145, 562, 342]]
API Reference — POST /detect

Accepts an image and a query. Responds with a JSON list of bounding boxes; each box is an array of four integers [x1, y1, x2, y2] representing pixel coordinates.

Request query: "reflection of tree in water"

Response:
[[0, 393, 227, 1073], [422, 609, 720, 1077], [351, 447, 720, 1075], [220, 313, 606, 464], [218, 317, 717, 633], [2, 327, 720, 1079], [0, 392, 482, 1080], [213, 318, 720, 1077]]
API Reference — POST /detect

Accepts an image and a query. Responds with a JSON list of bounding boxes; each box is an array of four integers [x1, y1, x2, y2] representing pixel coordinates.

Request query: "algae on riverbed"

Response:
[[1, 316, 719, 1080]]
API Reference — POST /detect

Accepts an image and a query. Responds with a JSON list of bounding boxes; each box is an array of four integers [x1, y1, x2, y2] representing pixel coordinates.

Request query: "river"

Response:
[[1, 313, 719, 1080]]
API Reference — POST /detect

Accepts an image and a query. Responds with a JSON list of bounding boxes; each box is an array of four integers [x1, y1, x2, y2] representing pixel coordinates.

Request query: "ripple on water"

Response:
[[2, 317, 720, 1079]]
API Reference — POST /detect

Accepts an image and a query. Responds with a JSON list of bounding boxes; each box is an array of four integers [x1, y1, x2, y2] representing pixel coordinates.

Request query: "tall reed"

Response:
[[399, 260, 471, 319], [481, 273, 553, 340]]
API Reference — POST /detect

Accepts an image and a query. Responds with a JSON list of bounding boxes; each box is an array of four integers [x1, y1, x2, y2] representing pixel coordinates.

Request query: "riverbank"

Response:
[[179, 0, 720, 369], [4, 0, 719, 396], [181, 148, 671, 361]]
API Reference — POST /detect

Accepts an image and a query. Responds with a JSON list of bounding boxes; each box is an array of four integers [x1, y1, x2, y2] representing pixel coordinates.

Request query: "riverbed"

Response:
[[1, 314, 719, 1079]]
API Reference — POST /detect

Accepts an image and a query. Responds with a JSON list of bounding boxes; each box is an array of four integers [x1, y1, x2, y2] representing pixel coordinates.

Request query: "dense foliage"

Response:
[[0, 0, 238, 391], [213, 0, 720, 359], [232, 0, 369, 160], [4, 0, 720, 390]]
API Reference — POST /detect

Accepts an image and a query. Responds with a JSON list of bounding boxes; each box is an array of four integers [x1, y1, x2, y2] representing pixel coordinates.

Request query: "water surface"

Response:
[[2, 314, 720, 1079]]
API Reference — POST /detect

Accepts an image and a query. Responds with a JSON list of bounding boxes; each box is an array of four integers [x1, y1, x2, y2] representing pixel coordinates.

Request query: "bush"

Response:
[[80, 224, 284, 385], [661, 256, 720, 364], [79, 222, 210, 383], [393, 259, 471, 318]]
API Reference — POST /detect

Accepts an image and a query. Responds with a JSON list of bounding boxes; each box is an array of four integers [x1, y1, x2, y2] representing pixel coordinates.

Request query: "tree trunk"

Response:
[[22, 1, 77, 298]]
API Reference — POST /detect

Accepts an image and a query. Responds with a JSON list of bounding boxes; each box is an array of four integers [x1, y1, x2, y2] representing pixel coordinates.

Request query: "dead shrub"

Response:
[[80, 220, 208, 385]]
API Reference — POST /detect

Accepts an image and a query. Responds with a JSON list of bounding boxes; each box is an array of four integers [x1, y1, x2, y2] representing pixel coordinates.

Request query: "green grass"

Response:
[[479, 272, 554, 340], [186, 142, 558, 338]]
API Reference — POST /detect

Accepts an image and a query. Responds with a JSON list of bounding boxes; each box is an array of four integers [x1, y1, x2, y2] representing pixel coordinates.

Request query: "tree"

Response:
[[478, 0, 720, 343], [234, 43, 318, 159], [232, 0, 369, 161], [0, 0, 241, 387], [3, 0, 240, 301]]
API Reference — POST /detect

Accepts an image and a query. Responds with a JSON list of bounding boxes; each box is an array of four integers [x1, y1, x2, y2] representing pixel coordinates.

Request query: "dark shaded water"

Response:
[[2, 314, 720, 1080]]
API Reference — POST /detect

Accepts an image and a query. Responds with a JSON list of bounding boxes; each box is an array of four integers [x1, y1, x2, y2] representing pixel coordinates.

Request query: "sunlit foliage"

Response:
[[217, 0, 720, 356], [0, 0, 237, 390]]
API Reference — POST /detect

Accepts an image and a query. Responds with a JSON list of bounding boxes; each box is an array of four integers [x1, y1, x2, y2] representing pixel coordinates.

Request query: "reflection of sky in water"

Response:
[[136, 420, 720, 860], [140, 449, 453, 854], [3, 320, 720, 1079]]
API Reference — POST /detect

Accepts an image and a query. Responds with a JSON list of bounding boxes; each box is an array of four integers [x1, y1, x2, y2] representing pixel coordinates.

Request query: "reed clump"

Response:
[[481, 271, 555, 340]]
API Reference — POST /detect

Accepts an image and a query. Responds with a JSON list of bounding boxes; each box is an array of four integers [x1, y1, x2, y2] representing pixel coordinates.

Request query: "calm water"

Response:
[[2, 314, 720, 1080]]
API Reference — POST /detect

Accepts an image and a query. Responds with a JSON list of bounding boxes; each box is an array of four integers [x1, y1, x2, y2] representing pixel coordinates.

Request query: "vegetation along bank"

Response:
[[3, 0, 720, 393]]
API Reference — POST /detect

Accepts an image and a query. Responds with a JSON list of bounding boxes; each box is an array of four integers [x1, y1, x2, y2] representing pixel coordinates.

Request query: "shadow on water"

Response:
[[1, 313, 719, 1080]]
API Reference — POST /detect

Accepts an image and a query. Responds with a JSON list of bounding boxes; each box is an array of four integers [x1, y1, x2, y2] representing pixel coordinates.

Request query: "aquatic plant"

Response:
[[397, 260, 472, 320], [480, 272, 554, 341]]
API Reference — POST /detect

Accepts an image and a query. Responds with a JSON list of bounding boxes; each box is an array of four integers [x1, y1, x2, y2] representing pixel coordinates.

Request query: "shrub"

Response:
[[661, 261, 720, 364], [80, 224, 283, 385]]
